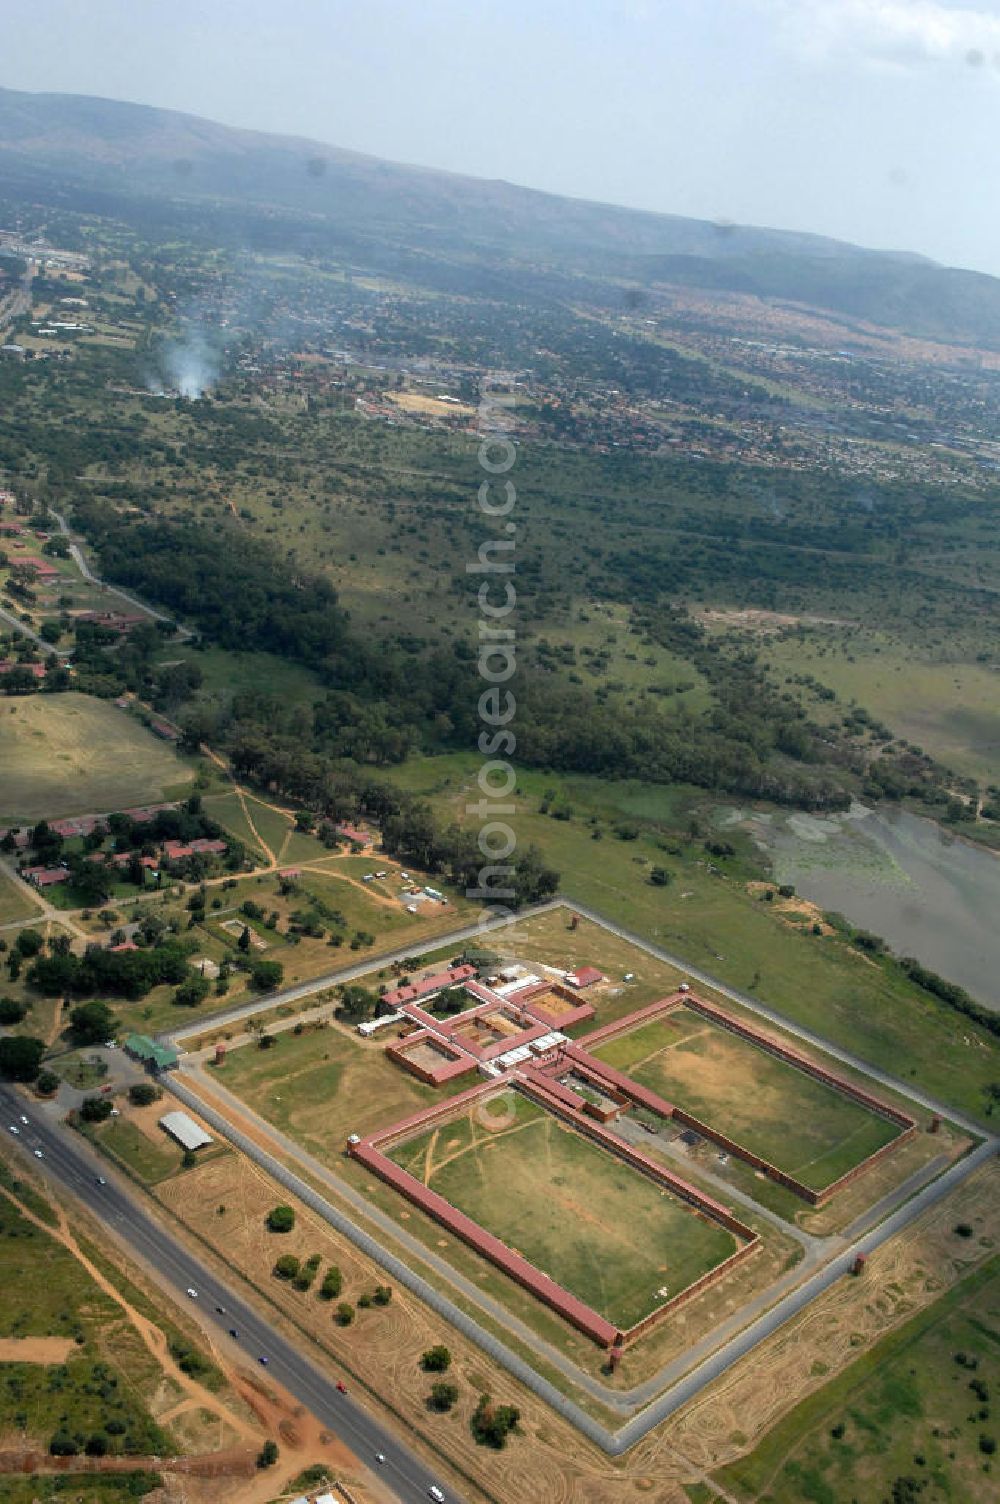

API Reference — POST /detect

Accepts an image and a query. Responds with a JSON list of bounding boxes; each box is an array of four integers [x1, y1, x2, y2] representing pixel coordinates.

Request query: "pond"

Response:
[[725, 803, 1000, 1009]]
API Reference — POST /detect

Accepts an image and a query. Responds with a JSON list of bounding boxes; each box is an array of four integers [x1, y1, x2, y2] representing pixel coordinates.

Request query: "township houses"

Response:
[[0, 660, 45, 679], [336, 823, 373, 847], [23, 865, 69, 888], [15, 555, 59, 578], [162, 837, 228, 861]]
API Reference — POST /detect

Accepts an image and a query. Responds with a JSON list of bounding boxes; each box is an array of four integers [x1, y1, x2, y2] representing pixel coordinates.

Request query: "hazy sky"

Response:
[[5, 0, 1000, 274]]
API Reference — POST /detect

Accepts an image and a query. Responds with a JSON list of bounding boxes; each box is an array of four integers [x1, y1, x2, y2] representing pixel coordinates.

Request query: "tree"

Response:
[[174, 975, 210, 1008], [273, 1254, 300, 1280], [429, 1381, 459, 1412], [649, 866, 672, 887], [336, 1302, 355, 1326], [69, 1000, 114, 1045], [80, 1095, 113, 1123], [237, 924, 252, 953], [256, 1440, 279, 1468], [372, 1284, 392, 1306], [319, 1266, 343, 1300], [0, 1036, 45, 1082], [470, 1393, 520, 1448], [421, 1345, 452, 1372], [266, 1205, 295, 1233], [35, 1069, 60, 1095], [14, 928, 43, 958], [250, 959, 283, 991], [0, 997, 27, 1025], [129, 1082, 160, 1107]]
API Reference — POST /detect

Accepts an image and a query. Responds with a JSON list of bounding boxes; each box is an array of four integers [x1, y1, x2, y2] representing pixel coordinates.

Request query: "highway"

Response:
[[0, 1084, 465, 1504]]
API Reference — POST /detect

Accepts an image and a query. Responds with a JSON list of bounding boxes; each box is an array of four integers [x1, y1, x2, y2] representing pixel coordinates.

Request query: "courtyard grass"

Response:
[[389, 1093, 739, 1329], [592, 1009, 901, 1191]]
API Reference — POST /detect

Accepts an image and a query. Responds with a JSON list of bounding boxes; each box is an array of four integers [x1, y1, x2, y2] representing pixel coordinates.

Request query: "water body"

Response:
[[726, 804, 1000, 1009]]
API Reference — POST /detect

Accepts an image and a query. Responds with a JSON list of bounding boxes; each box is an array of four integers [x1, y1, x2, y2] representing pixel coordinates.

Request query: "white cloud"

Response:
[[764, 0, 1000, 71]]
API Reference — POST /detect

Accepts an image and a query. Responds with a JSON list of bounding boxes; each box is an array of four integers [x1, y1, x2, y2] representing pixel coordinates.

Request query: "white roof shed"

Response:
[[158, 1110, 213, 1152]]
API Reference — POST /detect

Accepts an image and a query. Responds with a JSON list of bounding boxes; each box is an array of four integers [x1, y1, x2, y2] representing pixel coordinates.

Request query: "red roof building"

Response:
[[568, 966, 605, 989], [23, 865, 69, 887]]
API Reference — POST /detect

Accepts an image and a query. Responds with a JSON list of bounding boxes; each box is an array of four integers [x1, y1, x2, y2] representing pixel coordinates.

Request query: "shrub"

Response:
[[266, 1205, 295, 1233], [336, 1302, 355, 1326], [372, 1284, 392, 1306], [257, 1439, 279, 1468], [273, 1254, 300, 1280], [129, 1082, 161, 1107], [429, 1381, 459, 1412], [422, 1345, 452, 1372], [35, 1069, 60, 1096]]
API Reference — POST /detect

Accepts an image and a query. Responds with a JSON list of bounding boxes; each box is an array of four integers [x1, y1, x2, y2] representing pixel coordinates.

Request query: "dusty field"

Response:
[[0, 1336, 75, 1363], [0, 693, 192, 822], [389, 391, 476, 418]]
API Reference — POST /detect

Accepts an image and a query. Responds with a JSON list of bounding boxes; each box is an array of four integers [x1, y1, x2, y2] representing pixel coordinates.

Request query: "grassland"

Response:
[[713, 1255, 1000, 1504], [389, 1093, 738, 1328], [0, 1172, 173, 1457], [763, 626, 1000, 785], [0, 693, 193, 822], [592, 1009, 901, 1190]]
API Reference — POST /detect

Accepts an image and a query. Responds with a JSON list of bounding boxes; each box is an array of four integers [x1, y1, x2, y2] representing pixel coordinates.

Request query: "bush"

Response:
[[257, 1439, 279, 1468], [372, 1284, 392, 1306], [129, 1081, 161, 1107], [954, 1223, 975, 1239], [266, 1205, 295, 1233], [49, 1430, 79, 1456], [35, 1069, 60, 1096], [336, 1302, 355, 1326], [429, 1381, 459, 1411], [273, 1254, 300, 1280], [422, 1345, 452, 1372]]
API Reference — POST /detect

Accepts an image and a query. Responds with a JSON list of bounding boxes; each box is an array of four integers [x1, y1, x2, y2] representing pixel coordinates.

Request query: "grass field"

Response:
[[0, 694, 193, 822], [593, 1009, 901, 1190], [713, 1255, 1000, 1504], [389, 1093, 738, 1328], [0, 869, 36, 924]]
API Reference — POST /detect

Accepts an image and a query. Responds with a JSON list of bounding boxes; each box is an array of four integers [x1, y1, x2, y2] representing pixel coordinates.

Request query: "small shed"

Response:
[[158, 1111, 213, 1152]]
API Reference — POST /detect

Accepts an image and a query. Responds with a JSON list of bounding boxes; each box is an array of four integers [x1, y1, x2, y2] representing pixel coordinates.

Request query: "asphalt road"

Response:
[[0, 1083, 464, 1504]]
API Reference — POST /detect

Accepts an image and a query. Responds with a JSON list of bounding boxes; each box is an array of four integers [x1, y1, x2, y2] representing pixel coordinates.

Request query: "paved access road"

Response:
[[0, 1084, 465, 1504]]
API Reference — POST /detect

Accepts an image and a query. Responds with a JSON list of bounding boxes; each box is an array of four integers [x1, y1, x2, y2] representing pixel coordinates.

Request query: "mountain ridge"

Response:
[[2, 83, 999, 345]]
